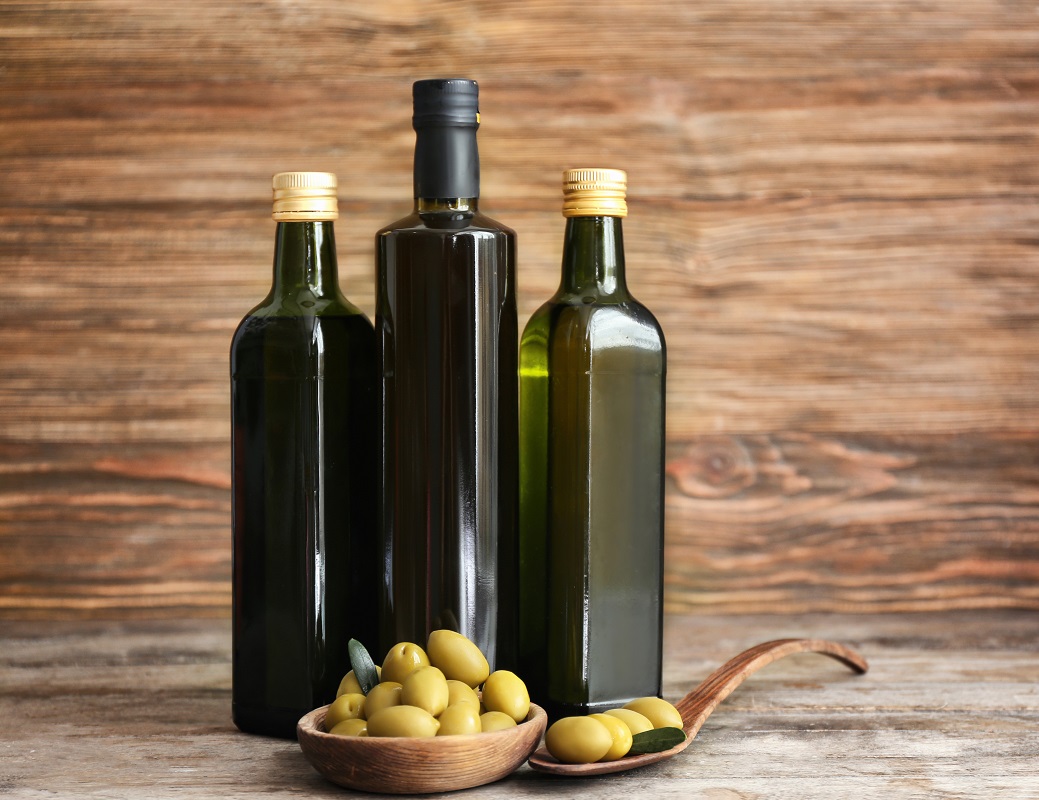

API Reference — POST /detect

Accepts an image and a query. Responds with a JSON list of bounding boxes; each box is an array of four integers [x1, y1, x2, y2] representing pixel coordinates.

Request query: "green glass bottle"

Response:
[[231, 172, 377, 738], [376, 79, 519, 670], [519, 169, 666, 719]]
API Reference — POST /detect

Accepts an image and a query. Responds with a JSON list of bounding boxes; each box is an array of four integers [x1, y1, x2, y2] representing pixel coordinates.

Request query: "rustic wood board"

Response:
[[1, 611, 1036, 798], [1, 1, 1038, 617]]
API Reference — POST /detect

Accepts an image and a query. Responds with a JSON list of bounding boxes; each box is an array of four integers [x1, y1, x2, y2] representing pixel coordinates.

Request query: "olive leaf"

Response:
[[628, 727, 686, 755], [347, 638, 380, 695]]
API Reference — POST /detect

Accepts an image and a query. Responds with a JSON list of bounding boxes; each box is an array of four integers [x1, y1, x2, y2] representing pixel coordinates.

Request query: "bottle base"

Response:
[[538, 694, 656, 723], [232, 702, 308, 740]]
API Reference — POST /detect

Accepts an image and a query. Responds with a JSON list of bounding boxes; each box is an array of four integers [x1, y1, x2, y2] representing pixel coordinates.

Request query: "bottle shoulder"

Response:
[[230, 313, 375, 378], [377, 211, 422, 236], [231, 303, 373, 349], [539, 294, 663, 332], [521, 296, 666, 362], [471, 210, 516, 237], [236, 293, 370, 323], [377, 209, 515, 239], [621, 296, 666, 348]]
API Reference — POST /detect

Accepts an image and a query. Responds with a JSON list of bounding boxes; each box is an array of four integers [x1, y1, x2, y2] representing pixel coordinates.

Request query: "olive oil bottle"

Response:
[[231, 172, 377, 738], [519, 169, 666, 718], [376, 79, 519, 670]]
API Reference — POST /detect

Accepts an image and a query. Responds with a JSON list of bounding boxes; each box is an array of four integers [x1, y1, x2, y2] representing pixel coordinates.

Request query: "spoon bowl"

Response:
[[528, 638, 868, 776], [297, 702, 547, 794]]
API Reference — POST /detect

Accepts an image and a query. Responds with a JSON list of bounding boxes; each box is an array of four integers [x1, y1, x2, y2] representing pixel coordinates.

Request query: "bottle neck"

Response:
[[560, 215, 628, 297], [271, 221, 339, 298], [413, 124, 480, 203], [416, 197, 479, 216]]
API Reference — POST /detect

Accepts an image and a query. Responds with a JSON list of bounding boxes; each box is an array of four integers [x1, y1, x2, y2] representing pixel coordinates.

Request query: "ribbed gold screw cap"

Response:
[[562, 168, 627, 218], [272, 172, 339, 221]]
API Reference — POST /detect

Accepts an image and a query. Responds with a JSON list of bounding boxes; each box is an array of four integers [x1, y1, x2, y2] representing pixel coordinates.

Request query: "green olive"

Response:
[[366, 705, 440, 738], [363, 681, 402, 718], [446, 679, 481, 710], [336, 666, 382, 697], [381, 642, 431, 684], [603, 708, 654, 735], [479, 711, 517, 732], [426, 629, 490, 688], [399, 665, 449, 717], [328, 718, 368, 737], [589, 713, 633, 761], [324, 693, 366, 731], [544, 716, 613, 763], [480, 670, 530, 722], [623, 697, 683, 729], [436, 703, 482, 736]]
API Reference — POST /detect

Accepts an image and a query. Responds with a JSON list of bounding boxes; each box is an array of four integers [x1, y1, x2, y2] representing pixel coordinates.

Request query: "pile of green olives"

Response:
[[324, 630, 531, 738], [544, 697, 684, 763]]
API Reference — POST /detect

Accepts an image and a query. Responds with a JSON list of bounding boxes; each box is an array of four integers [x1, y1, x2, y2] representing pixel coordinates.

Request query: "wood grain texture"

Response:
[[1, 0, 1038, 617], [1, 612, 1036, 798], [665, 431, 1039, 614]]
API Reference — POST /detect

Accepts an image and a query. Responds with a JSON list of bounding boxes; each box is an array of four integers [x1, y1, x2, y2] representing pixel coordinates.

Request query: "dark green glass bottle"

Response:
[[519, 169, 666, 719], [376, 79, 518, 670], [231, 172, 377, 738]]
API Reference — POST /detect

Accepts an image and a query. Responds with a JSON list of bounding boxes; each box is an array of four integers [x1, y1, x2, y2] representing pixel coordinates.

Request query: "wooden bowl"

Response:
[[297, 702, 548, 794]]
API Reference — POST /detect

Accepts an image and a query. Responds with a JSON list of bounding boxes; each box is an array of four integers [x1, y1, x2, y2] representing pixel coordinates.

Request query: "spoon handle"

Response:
[[676, 638, 868, 737], [528, 638, 867, 777]]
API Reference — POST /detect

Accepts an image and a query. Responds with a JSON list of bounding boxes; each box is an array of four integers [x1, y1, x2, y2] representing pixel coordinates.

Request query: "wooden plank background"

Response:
[[1, 0, 1038, 619]]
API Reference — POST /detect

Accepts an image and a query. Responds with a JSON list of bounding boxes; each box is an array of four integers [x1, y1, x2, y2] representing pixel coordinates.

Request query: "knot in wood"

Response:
[[668, 436, 756, 499]]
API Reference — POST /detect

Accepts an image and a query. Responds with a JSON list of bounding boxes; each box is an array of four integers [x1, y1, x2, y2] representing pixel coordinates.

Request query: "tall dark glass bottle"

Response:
[[231, 172, 377, 738], [519, 169, 666, 719], [376, 79, 518, 670]]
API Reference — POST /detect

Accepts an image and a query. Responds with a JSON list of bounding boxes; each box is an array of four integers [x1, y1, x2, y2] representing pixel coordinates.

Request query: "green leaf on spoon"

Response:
[[628, 727, 686, 755], [347, 638, 379, 695]]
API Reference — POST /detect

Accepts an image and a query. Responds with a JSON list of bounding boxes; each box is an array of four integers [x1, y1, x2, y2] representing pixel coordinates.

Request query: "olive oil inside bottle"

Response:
[[520, 173, 665, 719], [231, 187, 377, 739], [232, 314, 376, 737], [376, 80, 518, 670], [377, 205, 518, 670]]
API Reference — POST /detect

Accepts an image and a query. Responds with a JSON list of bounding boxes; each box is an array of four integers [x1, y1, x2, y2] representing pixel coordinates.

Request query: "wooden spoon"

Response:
[[527, 638, 868, 776]]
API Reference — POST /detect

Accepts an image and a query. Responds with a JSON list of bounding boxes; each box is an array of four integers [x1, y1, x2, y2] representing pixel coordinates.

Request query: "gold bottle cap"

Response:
[[272, 171, 339, 221], [562, 168, 627, 218]]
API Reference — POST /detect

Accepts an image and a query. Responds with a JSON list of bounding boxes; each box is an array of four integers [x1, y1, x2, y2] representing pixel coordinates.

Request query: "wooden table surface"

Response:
[[2, 610, 1036, 799]]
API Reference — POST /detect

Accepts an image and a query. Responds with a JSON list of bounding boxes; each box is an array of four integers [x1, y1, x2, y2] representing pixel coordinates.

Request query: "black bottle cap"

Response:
[[412, 79, 481, 199], [413, 79, 480, 128]]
